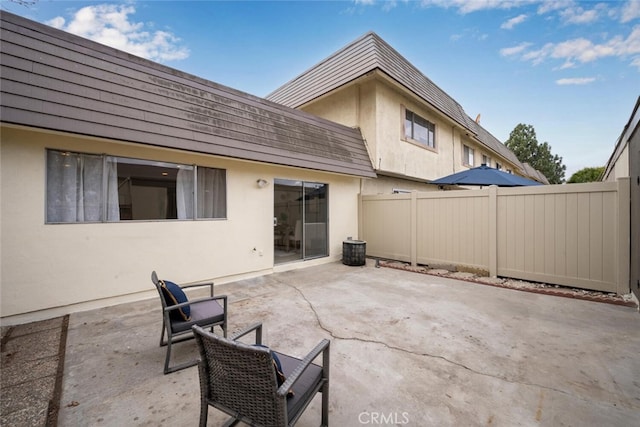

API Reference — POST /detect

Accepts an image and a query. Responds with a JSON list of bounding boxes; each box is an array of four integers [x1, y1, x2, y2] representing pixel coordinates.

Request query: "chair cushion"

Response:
[[170, 299, 225, 333], [160, 280, 191, 321], [254, 345, 293, 397], [275, 351, 324, 421]]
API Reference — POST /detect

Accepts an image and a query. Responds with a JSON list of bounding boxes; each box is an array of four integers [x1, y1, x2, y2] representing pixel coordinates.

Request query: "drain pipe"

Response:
[[452, 125, 456, 173]]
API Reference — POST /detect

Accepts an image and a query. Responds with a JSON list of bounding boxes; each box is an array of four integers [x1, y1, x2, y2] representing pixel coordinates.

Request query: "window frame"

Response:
[[463, 144, 475, 167], [402, 106, 436, 151], [45, 149, 227, 224]]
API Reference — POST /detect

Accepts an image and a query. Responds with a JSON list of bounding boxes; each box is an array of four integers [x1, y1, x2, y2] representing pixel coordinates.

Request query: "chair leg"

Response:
[[163, 334, 199, 374], [159, 320, 167, 347], [199, 401, 208, 427], [163, 333, 173, 374], [321, 381, 329, 427]]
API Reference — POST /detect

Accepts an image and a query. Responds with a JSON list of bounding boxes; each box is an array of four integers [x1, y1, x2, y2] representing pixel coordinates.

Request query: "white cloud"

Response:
[[504, 25, 640, 69], [621, 0, 640, 23], [501, 14, 528, 29], [537, 0, 576, 15], [382, 0, 398, 12], [558, 59, 576, 69], [419, 0, 537, 14], [522, 43, 555, 65], [46, 16, 65, 29], [555, 77, 596, 85], [499, 42, 533, 56], [45, 3, 189, 62], [559, 4, 604, 25]]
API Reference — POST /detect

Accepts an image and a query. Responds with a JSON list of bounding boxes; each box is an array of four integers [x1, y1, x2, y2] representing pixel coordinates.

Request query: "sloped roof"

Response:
[[603, 95, 640, 180], [469, 121, 525, 174], [522, 163, 550, 185], [266, 32, 535, 177], [0, 11, 376, 179], [267, 32, 477, 132]]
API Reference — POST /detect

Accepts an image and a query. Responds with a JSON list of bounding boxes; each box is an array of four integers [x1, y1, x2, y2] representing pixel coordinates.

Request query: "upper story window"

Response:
[[496, 162, 502, 170], [46, 150, 226, 223], [463, 145, 475, 167], [404, 109, 435, 149], [482, 154, 491, 167]]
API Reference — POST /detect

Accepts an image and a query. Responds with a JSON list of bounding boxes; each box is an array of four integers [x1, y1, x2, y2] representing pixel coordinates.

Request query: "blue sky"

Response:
[[4, 0, 640, 179]]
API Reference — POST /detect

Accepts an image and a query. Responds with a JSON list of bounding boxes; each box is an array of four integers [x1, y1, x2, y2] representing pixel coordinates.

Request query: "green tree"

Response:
[[505, 123, 566, 184], [567, 166, 604, 183]]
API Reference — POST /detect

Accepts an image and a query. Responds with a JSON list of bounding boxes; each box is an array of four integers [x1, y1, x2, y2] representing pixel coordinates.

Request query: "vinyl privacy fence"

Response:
[[359, 178, 630, 294]]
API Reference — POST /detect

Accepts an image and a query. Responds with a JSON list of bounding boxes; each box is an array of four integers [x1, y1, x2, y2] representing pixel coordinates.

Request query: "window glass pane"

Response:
[[47, 151, 226, 223], [463, 145, 475, 166], [116, 159, 193, 220], [404, 110, 413, 140], [405, 109, 435, 148], [47, 150, 105, 223], [414, 123, 429, 145], [197, 167, 226, 219], [303, 182, 327, 258]]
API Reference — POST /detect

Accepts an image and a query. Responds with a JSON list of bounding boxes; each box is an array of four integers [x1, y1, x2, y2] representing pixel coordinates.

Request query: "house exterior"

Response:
[[0, 12, 375, 322], [267, 32, 544, 193], [603, 95, 639, 300]]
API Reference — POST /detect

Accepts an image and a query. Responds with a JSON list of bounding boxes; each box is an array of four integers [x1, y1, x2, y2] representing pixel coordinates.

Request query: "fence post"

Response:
[[617, 177, 630, 295], [411, 191, 417, 267], [488, 185, 498, 277]]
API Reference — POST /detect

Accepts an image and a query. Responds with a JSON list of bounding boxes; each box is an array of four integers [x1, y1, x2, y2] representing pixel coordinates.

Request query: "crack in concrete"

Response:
[[286, 281, 597, 404]]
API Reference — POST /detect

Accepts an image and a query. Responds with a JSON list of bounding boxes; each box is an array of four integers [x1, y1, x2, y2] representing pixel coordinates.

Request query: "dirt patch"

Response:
[[377, 259, 638, 308]]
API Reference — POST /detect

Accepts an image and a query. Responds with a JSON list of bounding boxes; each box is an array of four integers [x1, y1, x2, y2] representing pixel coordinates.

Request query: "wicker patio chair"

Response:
[[151, 271, 228, 374], [193, 323, 330, 427]]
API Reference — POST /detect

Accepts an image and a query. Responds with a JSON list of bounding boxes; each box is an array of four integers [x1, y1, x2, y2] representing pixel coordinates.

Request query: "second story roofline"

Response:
[[267, 32, 532, 177]]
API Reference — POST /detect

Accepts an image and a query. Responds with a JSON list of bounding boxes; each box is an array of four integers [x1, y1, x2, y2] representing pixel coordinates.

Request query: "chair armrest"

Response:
[[229, 322, 263, 345], [163, 295, 227, 312], [180, 281, 215, 297], [277, 339, 330, 397]]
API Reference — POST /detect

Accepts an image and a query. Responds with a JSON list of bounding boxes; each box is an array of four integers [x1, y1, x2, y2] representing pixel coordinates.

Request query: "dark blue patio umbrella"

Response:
[[431, 165, 543, 187]]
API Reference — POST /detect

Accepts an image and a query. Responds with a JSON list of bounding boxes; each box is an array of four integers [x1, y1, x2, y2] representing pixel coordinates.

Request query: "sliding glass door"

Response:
[[274, 179, 328, 264]]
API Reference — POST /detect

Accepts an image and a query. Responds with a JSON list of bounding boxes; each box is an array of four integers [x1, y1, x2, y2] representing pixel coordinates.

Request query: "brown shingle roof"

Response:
[[0, 11, 376, 178], [266, 32, 526, 173], [267, 32, 477, 132]]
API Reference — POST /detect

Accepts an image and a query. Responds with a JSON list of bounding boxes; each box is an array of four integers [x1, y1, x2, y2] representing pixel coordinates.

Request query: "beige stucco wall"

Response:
[[301, 74, 520, 191], [604, 144, 629, 181], [0, 126, 362, 322]]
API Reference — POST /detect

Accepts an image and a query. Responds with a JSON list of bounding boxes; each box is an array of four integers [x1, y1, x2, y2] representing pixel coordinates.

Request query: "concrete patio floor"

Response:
[[7, 259, 640, 426]]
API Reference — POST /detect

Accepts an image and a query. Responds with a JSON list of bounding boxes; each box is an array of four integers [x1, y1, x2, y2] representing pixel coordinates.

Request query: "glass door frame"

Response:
[[273, 179, 328, 264]]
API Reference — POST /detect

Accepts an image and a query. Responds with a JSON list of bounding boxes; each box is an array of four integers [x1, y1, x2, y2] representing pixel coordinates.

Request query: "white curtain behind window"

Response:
[[197, 168, 226, 218], [105, 157, 120, 221], [176, 167, 194, 219], [47, 151, 119, 223]]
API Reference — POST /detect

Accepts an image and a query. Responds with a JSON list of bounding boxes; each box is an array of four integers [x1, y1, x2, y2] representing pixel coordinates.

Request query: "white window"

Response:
[[404, 109, 435, 148], [46, 150, 226, 223], [482, 155, 491, 167], [496, 162, 502, 170], [463, 145, 475, 167]]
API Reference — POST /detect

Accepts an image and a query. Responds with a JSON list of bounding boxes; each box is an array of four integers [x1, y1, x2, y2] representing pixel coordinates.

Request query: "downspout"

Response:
[[452, 125, 456, 173]]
